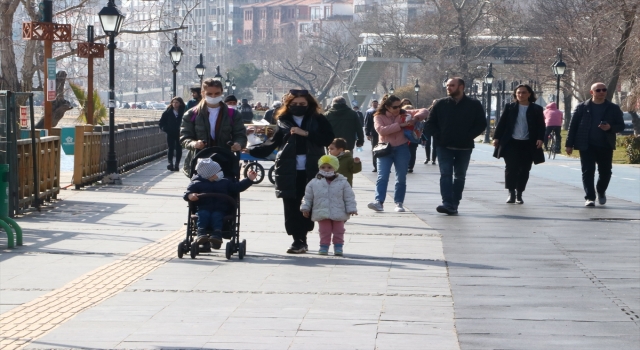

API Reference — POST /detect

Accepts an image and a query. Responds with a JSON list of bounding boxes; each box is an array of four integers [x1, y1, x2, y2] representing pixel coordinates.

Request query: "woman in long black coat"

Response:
[[159, 97, 186, 171], [493, 84, 546, 204], [249, 90, 334, 254]]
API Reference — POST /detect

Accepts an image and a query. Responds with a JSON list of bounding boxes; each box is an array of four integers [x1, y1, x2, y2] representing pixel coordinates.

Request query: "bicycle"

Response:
[[547, 130, 557, 159]]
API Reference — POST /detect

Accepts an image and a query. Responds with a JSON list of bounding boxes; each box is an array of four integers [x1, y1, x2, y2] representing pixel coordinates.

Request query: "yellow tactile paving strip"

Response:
[[0, 229, 185, 350]]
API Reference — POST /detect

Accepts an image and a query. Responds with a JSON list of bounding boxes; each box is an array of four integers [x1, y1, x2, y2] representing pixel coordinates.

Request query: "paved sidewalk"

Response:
[[1, 154, 459, 349]]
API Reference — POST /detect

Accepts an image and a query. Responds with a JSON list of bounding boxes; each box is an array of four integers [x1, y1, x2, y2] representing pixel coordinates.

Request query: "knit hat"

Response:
[[196, 158, 222, 179], [318, 155, 339, 171], [224, 95, 238, 103]]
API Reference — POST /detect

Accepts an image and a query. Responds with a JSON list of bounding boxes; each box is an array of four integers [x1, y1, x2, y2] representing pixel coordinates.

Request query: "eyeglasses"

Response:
[[289, 89, 309, 96], [389, 105, 402, 110], [594, 88, 607, 93]]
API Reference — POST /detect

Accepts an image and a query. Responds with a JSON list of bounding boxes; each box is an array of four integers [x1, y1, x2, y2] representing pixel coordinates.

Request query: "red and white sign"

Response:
[[20, 106, 28, 127], [47, 80, 56, 101]]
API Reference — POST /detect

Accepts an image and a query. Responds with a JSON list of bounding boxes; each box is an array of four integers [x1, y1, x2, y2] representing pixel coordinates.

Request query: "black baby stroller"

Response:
[[176, 147, 247, 260]]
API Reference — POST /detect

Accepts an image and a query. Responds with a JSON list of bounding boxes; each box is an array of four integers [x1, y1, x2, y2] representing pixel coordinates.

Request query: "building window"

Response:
[[324, 6, 331, 18]]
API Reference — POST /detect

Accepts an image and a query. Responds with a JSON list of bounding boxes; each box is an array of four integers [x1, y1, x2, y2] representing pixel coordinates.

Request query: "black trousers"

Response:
[[282, 170, 314, 243], [544, 126, 562, 150], [167, 134, 182, 166], [408, 142, 419, 170], [423, 135, 437, 162], [503, 139, 533, 192], [579, 146, 613, 200], [370, 134, 379, 170]]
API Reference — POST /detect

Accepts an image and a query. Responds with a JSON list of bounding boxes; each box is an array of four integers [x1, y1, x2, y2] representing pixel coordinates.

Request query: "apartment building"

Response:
[[241, 0, 353, 45]]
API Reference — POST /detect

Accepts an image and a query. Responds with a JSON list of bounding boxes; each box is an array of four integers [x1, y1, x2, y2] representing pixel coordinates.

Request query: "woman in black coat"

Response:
[[159, 97, 186, 171], [493, 84, 545, 204], [249, 89, 334, 254]]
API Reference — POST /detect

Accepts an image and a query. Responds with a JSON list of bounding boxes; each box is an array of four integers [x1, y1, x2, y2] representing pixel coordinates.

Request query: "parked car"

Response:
[[620, 112, 636, 135], [151, 103, 166, 110]]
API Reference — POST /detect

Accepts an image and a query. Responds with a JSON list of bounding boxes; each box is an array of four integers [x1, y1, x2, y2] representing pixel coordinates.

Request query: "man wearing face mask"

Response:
[[224, 95, 238, 109], [180, 78, 247, 176]]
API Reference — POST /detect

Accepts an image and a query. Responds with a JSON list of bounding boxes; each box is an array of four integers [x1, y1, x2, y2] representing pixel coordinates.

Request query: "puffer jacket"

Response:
[[336, 151, 362, 186], [300, 174, 357, 222], [180, 102, 247, 176], [544, 102, 563, 127]]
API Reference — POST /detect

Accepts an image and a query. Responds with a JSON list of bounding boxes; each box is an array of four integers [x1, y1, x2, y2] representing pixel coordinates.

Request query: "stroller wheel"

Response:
[[177, 242, 185, 259], [225, 241, 233, 260], [244, 162, 264, 184], [268, 166, 275, 184], [190, 242, 198, 259], [239, 239, 246, 260]]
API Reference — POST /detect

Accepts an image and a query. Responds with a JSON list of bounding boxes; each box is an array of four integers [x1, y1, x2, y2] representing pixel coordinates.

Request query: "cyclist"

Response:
[[543, 102, 563, 152]]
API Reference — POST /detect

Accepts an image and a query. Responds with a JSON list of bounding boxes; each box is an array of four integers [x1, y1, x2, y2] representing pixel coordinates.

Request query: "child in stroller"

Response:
[[184, 158, 256, 245]]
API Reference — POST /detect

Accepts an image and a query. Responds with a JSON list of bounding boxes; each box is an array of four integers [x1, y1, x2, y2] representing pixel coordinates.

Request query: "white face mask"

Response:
[[205, 96, 223, 105], [213, 171, 224, 181], [318, 170, 335, 177]]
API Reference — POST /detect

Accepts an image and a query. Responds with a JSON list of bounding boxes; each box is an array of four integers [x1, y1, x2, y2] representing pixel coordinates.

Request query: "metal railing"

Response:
[[73, 122, 167, 188]]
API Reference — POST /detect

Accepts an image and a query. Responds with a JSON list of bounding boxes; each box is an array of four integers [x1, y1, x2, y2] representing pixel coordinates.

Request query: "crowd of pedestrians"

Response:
[[174, 77, 626, 256]]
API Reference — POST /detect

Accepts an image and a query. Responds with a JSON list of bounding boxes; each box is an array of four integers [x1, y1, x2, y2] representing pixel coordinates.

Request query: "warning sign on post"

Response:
[[47, 58, 56, 101], [20, 106, 28, 127]]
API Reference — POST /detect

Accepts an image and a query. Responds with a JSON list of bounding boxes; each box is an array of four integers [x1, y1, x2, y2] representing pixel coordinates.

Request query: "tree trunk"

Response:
[[606, 4, 638, 101], [562, 90, 573, 131], [0, 0, 21, 91], [35, 71, 72, 128]]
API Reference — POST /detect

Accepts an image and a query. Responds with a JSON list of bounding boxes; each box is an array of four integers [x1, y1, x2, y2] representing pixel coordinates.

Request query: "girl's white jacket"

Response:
[[300, 174, 357, 222]]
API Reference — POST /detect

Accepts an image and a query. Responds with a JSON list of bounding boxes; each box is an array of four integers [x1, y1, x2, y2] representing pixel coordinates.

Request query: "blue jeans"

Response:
[[197, 210, 224, 232], [375, 143, 410, 204], [436, 147, 472, 209]]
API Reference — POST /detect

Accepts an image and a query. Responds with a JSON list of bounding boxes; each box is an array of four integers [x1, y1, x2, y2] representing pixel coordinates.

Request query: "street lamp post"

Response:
[[414, 79, 420, 107], [442, 71, 448, 95], [98, 0, 125, 179], [551, 48, 567, 106], [389, 83, 395, 95], [195, 53, 206, 85], [483, 63, 494, 143], [214, 66, 222, 81], [225, 73, 231, 95], [231, 79, 236, 94], [134, 87, 138, 104], [168, 32, 183, 98]]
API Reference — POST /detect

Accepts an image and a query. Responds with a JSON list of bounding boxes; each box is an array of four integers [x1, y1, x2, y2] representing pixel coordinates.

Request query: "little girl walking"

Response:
[[301, 155, 358, 255]]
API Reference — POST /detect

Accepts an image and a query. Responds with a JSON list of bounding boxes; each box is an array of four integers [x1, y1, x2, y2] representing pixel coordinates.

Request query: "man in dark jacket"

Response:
[[364, 99, 379, 171], [566, 82, 625, 206], [424, 77, 487, 215], [185, 87, 202, 110], [353, 105, 364, 127], [324, 96, 364, 151], [239, 98, 254, 123]]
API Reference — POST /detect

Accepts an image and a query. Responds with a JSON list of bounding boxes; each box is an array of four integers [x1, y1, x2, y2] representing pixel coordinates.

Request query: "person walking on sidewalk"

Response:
[[565, 82, 625, 207], [180, 78, 247, 176], [493, 84, 546, 204], [301, 155, 357, 256], [368, 94, 429, 213], [249, 89, 334, 254], [353, 105, 365, 127], [159, 97, 186, 171], [424, 77, 487, 215], [364, 99, 379, 172], [328, 138, 362, 186], [324, 96, 365, 151], [543, 102, 563, 151], [185, 87, 202, 110], [422, 100, 438, 165]]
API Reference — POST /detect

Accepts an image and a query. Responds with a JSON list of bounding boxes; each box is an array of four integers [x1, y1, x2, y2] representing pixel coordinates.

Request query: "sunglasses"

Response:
[[389, 105, 402, 110], [289, 89, 309, 96], [594, 88, 607, 93]]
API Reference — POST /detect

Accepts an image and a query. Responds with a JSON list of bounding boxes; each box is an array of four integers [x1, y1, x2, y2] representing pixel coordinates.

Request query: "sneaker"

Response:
[[408, 169, 413, 173], [173, 164, 180, 171], [318, 245, 329, 255], [431, 161, 436, 165], [195, 234, 209, 245], [209, 230, 223, 244], [585, 200, 596, 207], [166, 163, 174, 171], [334, 244, 343, 256], [598, 193, 607, 205], [515, 192, 524, 205], [506, 191, 516, 204], [423, 159, 429, 164], [395, 203, 405, 212], [436, 205, 458, 215], [368, 201, 384, 212], [287, 242, 306, 254], [372, 169, 377, 172]]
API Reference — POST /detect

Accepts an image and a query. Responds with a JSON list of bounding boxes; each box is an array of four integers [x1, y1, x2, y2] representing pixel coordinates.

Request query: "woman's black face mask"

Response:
[[289, 105, 308, 116]]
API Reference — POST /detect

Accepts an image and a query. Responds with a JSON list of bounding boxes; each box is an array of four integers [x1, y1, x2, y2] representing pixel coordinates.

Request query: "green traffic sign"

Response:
[[47, 58, 56, 77]]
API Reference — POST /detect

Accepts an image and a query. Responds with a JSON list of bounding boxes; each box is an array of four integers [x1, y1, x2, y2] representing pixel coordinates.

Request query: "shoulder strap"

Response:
[[190, 108, 199, 123]]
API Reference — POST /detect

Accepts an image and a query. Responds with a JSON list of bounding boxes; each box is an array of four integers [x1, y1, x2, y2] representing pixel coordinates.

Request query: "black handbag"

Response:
[[372, 142, 393, 157]]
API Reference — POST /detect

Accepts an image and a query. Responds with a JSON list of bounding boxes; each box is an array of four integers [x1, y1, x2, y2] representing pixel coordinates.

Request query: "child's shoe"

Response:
[[334, 244, 343, 256], [209, 229, 223, 244], [318, 245, 329, 255]]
